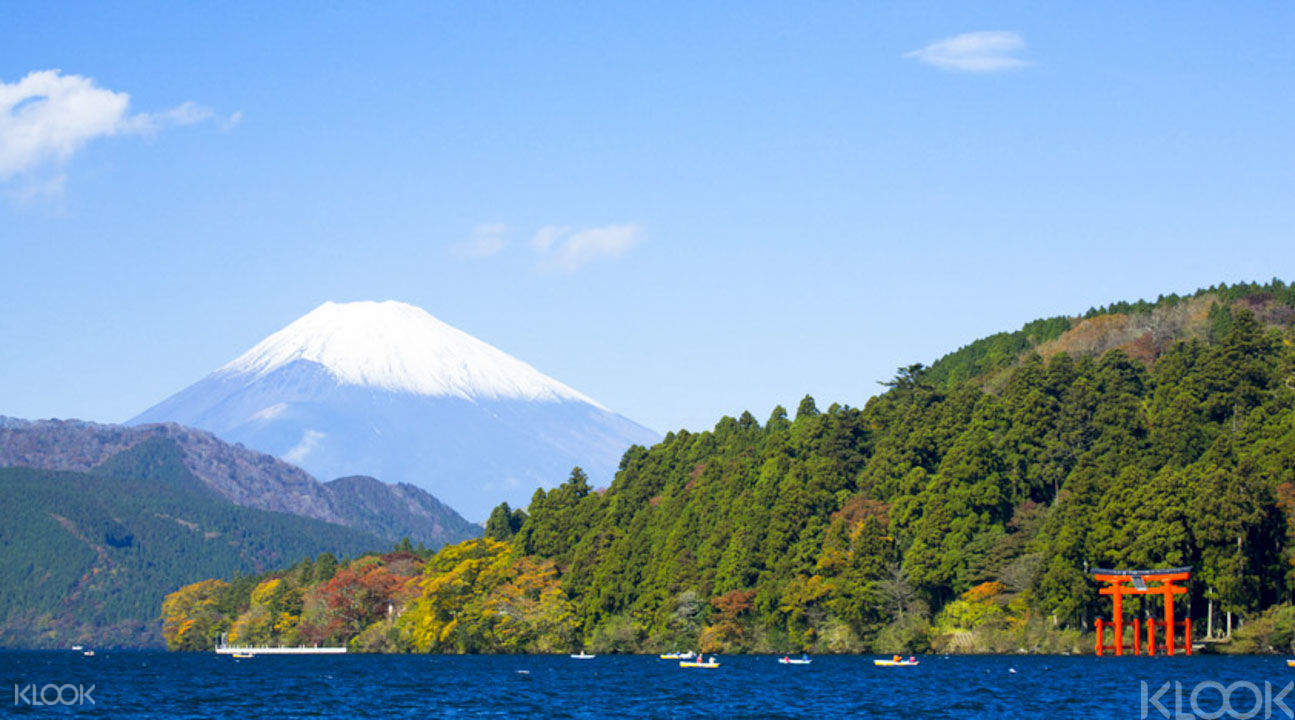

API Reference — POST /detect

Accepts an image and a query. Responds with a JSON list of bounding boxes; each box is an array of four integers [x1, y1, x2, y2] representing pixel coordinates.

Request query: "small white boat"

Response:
[[570, 652, 595, 659], [874, 656, 919, 667], [82, 650, 95, 657], [681, 657, 720, 669], [71, 645, 84, 651], [232, 652, 254, 659], [779, 655, 811, 665], [660, 651, 696, 660]]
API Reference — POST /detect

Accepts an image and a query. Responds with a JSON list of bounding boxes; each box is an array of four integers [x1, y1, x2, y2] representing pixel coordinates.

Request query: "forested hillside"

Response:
[[166, 280, 1295, 654], [0, 438, 385, 647], [0, 418, 480, 547]]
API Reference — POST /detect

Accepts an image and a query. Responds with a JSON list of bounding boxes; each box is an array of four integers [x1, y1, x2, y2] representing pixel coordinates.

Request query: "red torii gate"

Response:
[[1093, 567, 1192, 657]]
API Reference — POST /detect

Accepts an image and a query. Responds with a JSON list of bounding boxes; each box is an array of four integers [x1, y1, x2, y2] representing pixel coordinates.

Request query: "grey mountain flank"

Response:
[[0, 417, 478, 547]]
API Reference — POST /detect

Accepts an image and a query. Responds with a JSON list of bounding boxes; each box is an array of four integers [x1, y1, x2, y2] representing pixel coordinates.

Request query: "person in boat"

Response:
[[908, 656, 915, 663], [893, 655, 901, 662]]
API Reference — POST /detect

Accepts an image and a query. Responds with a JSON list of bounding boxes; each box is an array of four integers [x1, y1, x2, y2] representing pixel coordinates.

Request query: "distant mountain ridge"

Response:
[[131, 300, 661, 519], [0, 438, 386, 647], [0, 416, 479, 547]]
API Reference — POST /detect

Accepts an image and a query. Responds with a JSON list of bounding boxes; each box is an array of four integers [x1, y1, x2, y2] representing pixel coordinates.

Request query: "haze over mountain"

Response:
[[131, 301, 661, 519]]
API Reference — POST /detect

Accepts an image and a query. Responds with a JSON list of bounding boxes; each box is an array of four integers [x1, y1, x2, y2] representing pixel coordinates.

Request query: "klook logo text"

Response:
[[1141, 680, 1293, 719], [13, 683, 96, 706]]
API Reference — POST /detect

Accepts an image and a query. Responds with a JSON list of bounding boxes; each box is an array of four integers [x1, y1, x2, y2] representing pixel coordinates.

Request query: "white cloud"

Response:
[[0, 69, 230, 182], [529, 225, 570, 252], [455, 221, 644, 270], [123, 100, 214, 134], [535, 223, 644, 272], [220, 111, 244, 132], [905, 31, 1028, 73], [452, 222, 508, 258]]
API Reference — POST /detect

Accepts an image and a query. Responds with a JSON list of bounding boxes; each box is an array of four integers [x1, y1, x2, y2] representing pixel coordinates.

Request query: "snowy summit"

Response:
[[132, 300, 659, 519], [221, 300, 603, 407]]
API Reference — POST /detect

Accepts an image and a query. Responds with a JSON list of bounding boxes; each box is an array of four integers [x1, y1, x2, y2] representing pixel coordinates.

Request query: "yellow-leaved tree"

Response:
[[398, 538, 577, 653], [161, 579, 229, 651]]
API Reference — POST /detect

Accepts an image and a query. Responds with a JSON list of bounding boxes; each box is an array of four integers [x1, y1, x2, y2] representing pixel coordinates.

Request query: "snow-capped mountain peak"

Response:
[[219, 300, 602, 407], [134, 299, 660, 519]]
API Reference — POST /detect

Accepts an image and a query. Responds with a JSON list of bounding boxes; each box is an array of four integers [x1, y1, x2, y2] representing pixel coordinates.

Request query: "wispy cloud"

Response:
[[905, 31, 1028, 73], [529, 225, 570, 252], [122, 100, 214, 134], [457, 221, 644, 270], [220, 111, 244, 132], [452, 222, 508, 258], [534, 223, 644, 272], [0, 69, 238, 189]]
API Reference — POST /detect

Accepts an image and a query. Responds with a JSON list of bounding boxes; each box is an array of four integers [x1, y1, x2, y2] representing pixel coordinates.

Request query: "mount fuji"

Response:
[[130, 301, 660, 519]]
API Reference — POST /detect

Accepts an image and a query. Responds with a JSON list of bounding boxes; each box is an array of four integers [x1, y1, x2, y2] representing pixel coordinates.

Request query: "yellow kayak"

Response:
[[680, 660, 720, 669], [874, 659, 919, 667], [1287, 659, 1295, 668]]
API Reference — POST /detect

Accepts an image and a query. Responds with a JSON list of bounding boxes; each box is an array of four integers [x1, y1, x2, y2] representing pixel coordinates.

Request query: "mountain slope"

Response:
[[924, 279, 1295, 390], [325, 475, 480, 546], [130, 301, 661, 519], [0, 438, 386, 647], [0, 417, 478, 548]]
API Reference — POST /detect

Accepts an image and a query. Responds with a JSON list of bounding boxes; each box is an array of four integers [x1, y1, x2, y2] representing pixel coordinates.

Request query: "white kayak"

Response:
[[779, 656, 812, 665], [570, 652, 595, 659]]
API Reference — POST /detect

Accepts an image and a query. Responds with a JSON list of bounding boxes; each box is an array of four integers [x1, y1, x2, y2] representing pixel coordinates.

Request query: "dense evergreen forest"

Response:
[[165, 280, 1295, 654]]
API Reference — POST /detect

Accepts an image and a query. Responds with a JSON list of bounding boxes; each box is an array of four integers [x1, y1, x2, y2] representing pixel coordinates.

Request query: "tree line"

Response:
[[164, 286, 1295, 653]]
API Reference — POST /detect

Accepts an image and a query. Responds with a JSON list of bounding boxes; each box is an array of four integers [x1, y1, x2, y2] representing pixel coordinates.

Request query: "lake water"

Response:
[[3, 651, 1292, 718]]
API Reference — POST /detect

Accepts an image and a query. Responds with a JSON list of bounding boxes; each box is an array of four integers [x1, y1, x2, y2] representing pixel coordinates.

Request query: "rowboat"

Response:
[[874, 657, 919, 667]]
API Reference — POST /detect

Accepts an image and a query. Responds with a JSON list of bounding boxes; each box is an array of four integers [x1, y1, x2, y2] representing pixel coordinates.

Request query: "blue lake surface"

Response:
[[3, 651, 1293, 718]]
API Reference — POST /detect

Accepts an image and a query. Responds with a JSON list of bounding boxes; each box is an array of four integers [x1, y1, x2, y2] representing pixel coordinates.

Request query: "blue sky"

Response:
[[2, 1, 1293, 434]]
